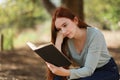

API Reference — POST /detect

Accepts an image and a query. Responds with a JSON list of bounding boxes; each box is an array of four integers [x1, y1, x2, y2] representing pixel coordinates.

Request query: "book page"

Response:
[[27, 41, 53, 50], [26, 42, 37, 50]]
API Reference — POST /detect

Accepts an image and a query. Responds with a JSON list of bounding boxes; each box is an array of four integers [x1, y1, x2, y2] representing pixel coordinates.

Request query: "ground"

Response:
[[0, 30, 120, 80]]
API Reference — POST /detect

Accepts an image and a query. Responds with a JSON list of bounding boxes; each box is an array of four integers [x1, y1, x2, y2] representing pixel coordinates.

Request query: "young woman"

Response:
[[46, 7, 119, 80]]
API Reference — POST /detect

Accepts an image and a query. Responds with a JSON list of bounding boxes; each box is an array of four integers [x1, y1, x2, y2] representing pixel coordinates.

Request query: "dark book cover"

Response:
[[27, 42, 71, 67]]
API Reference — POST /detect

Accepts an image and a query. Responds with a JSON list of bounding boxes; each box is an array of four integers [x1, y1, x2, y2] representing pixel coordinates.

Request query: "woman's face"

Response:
[[55, 17, 78, 39]]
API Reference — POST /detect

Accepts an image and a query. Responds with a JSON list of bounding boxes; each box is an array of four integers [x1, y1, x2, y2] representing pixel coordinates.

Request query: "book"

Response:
[[26, 42, 71, 67]]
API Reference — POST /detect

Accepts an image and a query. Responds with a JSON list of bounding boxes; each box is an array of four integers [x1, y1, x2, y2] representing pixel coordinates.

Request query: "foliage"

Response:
[[0, 0, 50, 50], [85, 0, 120, 30], [0, 0, 50, 31]]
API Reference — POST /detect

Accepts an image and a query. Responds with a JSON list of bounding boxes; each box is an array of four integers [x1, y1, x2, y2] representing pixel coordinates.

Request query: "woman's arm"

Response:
[[55, 31, 65, 52]]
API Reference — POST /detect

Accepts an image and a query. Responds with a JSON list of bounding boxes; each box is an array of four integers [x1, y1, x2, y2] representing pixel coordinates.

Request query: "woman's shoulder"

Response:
[[87, 27, 105, 43], [87, 27, 103, 36]]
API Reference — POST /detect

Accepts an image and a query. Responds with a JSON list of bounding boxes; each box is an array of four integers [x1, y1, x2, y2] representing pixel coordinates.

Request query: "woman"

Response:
[[46, 7, 119, 80]]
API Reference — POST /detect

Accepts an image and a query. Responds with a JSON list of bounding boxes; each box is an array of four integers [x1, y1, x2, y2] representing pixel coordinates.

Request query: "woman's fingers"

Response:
[[46, 62, 56, 70]]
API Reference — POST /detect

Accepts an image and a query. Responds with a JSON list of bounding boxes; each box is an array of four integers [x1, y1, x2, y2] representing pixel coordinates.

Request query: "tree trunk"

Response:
[[62, 0, 84, 21], [42, 0, 84, 21], [0, 34, 4, 51], [42, 0, 56, 16]]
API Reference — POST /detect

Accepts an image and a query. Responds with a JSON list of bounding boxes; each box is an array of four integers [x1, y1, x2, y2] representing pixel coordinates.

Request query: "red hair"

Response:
[[47, 7, 88, 80]]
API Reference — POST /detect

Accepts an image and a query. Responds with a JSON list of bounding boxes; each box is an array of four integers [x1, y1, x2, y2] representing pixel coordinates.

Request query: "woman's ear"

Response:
[[73, 17, 78, 24]]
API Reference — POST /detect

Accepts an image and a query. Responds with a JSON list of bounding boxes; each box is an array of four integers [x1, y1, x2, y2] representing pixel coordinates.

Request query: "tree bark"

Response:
[[42, 0, 84, 21], [0, 34, 4, 51], [42, 0, 56, 16], [62, 0, 84, 21]]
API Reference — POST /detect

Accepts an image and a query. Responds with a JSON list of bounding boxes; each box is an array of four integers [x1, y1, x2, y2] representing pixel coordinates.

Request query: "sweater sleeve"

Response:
[[69, 31, 107, 79]]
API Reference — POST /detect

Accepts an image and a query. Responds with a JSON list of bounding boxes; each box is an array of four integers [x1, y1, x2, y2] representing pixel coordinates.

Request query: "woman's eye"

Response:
[[63, 24, 67, 27]]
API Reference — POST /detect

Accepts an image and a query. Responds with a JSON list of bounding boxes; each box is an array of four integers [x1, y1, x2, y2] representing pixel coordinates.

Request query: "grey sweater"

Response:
[[67, 27, 111, 79]]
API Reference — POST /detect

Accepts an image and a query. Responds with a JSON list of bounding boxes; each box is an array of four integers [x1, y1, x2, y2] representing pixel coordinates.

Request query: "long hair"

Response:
[[47, 7, 88, 80]]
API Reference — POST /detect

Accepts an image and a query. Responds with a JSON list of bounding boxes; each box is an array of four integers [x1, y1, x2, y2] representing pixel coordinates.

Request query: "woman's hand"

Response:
[[55, 31, 65, 51], [46, 62, 70, 76]]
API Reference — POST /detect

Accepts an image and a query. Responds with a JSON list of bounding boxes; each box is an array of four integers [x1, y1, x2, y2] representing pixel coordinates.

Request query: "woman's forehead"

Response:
[[55, 18, 70, 27]]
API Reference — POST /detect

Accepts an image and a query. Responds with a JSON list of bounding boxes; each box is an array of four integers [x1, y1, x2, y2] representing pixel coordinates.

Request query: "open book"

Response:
[[26, 42, 71, 67]]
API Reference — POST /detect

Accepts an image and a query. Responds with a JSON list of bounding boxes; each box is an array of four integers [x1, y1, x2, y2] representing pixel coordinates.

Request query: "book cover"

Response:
[[26, 42, 71, 67]]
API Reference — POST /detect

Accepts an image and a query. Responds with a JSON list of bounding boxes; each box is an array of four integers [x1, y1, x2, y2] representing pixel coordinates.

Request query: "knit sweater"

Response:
[[67, 27, 111, 79]]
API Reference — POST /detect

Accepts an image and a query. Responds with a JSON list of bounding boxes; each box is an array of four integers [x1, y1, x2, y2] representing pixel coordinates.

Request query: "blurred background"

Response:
[[0, 0, 120, 80]]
